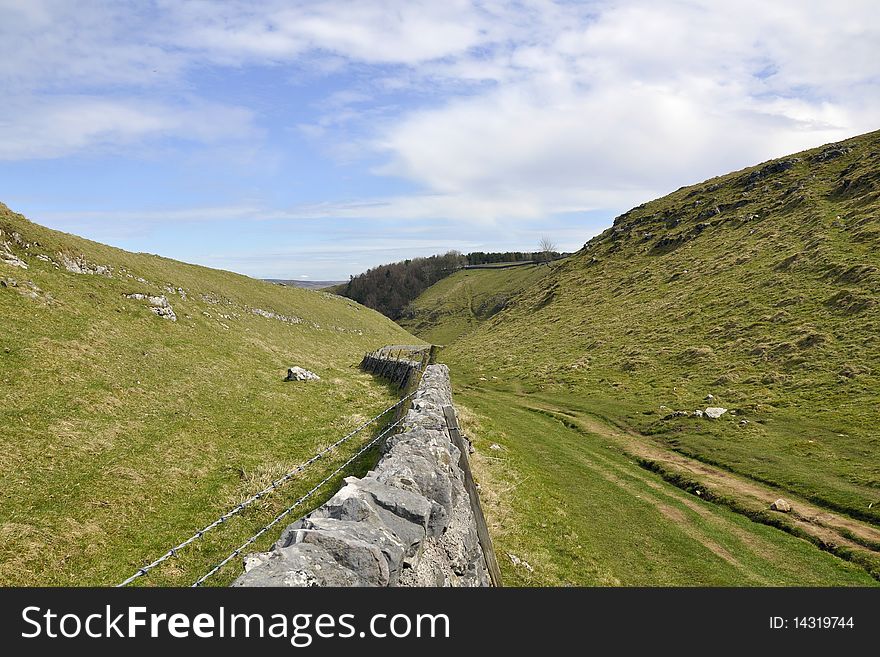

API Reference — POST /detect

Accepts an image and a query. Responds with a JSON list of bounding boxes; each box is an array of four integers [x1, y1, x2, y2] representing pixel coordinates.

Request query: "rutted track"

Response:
[[529, 402, 880, 561], [512, 391, 880, 580], [456, 386, 879, 585]]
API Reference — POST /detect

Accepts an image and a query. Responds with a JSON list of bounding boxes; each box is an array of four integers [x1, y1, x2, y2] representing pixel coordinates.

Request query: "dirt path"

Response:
[[518, 396, 880, 571]]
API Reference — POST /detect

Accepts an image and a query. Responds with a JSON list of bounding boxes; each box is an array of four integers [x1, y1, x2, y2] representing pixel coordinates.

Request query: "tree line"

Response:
[[465, 250, 545, 265], [336, 247, 561, 319]]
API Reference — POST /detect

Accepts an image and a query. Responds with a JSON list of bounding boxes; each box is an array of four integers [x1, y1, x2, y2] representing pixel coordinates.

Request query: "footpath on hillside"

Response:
[[499, 388, 880, 579]]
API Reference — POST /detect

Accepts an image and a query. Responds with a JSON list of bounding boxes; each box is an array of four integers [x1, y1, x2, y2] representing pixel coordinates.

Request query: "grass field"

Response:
[[455, 383, 875, 585], [0, 203, 423, 586]]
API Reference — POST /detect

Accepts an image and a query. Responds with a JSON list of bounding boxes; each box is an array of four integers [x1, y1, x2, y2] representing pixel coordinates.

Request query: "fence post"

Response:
[[442, 405, 502, 587]]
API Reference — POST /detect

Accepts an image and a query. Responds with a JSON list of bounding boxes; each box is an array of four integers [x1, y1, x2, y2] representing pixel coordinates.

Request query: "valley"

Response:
[[391, 130, 880, 584], [3, 129, 879, 587]]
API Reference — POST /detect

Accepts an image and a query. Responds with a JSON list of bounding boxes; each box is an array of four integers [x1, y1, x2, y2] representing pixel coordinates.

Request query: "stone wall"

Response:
[[359, 354, 422, 389], [359, 345, 431, 390], [232, 364, 490, 587]]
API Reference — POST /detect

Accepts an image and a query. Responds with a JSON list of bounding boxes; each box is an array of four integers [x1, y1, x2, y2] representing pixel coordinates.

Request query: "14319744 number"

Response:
[[770, 616, 855, 630]]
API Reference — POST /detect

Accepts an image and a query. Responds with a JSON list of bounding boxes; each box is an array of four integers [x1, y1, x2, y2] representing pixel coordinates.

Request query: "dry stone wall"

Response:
[[232, 363, 490, 587], [359, 345, 431, 389], [360, 354, 422, 389]]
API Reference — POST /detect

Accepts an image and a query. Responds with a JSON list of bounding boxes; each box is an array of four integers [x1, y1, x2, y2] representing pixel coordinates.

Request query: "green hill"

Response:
[[0, 203, 421, 585], [398, 264, 552, 345], [438, 130, 880, 585]]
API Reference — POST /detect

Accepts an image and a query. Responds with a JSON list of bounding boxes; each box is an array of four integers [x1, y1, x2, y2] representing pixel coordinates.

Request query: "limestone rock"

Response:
[[507, 553, 534, 573], [341, 477, 432, 533], [372, 453, 456, 537], [303, 487, 427, 558], [232, 543, 370, 587], [1, 277, 45, 301], [299, 517, 406, 583], [252, 307, 303, 324], [124, 292, 176, 320], [148, 296, 176, 321], [1, 242, 28, 269], [770, 498, 792, 512], [296, 529, 390, 586], [150, 305, 177, 321], [705, 407, 728, 419], [285, 366, 320, 381], [811, 145, 851, 162], [59, 253, 111, 276]]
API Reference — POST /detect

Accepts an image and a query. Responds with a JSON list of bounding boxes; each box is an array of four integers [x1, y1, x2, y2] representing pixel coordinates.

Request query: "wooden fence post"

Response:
[[442, 405, 503, 587]]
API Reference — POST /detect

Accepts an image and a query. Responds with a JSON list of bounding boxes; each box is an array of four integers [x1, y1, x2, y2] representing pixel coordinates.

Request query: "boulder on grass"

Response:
[[286, 366, 320, 382], [770, 498, 792, 513]]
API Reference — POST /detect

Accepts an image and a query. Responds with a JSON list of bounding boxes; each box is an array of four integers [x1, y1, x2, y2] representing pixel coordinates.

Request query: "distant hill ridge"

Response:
[[334, 250, 564, 320], [398, 263, 552, 345]]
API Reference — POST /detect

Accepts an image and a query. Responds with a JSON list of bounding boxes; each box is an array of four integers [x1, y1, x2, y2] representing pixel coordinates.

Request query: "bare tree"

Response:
[[538, 235, 557, 265]]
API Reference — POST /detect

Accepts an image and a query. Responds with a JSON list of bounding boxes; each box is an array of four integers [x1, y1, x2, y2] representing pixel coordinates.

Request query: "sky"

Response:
[[0, 1, 878, 280]]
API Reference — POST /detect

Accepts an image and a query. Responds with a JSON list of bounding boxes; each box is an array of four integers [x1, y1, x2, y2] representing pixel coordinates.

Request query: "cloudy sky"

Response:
[[1, 1, 877, 279]]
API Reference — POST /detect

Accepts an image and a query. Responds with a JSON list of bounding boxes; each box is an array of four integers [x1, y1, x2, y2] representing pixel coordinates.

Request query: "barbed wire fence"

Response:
[[191, 415, 404, 587], [116, 388, 418, 588]]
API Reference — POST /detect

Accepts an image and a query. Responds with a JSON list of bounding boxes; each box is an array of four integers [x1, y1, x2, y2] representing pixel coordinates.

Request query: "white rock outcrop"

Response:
[[770, 498, 792, 512], [1, 241, 28, 269], [285, 366, 320, 382]]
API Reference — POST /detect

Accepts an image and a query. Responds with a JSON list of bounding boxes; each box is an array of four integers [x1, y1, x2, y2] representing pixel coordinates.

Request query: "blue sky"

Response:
[[1, 1, 878, 280]]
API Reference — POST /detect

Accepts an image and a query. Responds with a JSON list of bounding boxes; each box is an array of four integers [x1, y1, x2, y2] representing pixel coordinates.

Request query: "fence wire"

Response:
[[116, 391, 415, 587], [191, 415, 404, 587]]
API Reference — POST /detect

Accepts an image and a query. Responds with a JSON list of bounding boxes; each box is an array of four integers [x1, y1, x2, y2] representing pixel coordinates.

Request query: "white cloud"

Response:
[[273, 188, 653, 223], [36, 205, 267, 224], [35, 188, 646, 228], [375, 75, 859, 200], [158, 0, 499, 65], [0, 1, 185, 91], [0, 0, 510, 160], [0, 96, 256, 160], [368, 0, 880, 220]]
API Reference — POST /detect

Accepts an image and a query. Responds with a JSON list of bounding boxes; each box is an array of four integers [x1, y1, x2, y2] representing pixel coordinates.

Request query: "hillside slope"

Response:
[[398, 264, 552, 344], [443, 130, 880, 584], [0, 203, 421, 585]]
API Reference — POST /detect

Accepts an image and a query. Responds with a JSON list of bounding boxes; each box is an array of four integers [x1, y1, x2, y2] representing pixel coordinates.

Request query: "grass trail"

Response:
[[457, 385, 877, 586]]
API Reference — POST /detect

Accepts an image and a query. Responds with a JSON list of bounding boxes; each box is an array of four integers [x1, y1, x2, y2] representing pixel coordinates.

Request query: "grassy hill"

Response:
[[439, 130, 880, 585], [0, 203, 421, 586], [398, 264, 552, 344]]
